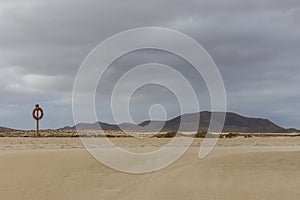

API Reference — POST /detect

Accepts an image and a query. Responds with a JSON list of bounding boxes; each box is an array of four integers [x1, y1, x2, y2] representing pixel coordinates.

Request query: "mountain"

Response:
[[0, 126, 14, 132], [60, 111, 298, 133], [157, 112, 287, 132], [60, 122, 121, 131]]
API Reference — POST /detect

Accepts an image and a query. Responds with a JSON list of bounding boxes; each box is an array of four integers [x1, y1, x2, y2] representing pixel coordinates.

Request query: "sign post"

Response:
[[32, 104, 44, 136]]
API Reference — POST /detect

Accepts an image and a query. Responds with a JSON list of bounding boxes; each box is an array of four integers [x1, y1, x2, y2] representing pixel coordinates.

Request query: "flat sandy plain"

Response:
[[1, 136, 300, 200]]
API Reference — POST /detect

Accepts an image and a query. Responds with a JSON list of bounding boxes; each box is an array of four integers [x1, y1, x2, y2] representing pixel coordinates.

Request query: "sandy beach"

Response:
[[0, 137, 300, 200]]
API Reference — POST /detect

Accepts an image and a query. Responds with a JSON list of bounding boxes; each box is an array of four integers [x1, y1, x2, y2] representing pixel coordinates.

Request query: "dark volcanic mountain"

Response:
[[60, 111, 297, 133]]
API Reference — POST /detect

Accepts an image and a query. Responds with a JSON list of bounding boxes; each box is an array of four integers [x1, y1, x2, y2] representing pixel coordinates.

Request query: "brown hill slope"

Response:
[[60, 112, 298, 133]]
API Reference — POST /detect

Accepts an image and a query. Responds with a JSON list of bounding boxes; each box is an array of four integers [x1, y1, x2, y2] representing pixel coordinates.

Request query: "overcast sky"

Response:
[[0, 0, 299, 130]]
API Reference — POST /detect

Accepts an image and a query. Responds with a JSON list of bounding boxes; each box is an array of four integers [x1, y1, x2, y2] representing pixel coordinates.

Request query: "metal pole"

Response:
[[36, 119, 39, 136], [36, 110, 39, 137]]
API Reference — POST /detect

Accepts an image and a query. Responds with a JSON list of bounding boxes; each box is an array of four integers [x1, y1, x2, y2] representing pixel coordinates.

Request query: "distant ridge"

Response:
[[59, 111, 299, 133], [0, 126, 15, 132]]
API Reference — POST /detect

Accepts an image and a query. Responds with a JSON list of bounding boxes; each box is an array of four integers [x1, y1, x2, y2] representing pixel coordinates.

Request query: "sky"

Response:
[[0, 0, 299, 130]]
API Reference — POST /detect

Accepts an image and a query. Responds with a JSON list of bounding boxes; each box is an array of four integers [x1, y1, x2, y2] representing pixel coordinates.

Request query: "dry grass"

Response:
[[0, 130, 300, 138]]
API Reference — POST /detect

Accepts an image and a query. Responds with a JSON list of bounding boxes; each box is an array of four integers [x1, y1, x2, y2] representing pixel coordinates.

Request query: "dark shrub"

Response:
[[225, 132, 240, 138], [195, 131, 207, 138]]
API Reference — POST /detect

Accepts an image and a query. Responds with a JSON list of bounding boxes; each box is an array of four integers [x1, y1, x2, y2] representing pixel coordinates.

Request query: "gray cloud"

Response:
[[0, 0, 299, 129]]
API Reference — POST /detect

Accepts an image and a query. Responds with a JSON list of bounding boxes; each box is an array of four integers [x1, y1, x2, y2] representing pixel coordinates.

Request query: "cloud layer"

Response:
[[0, 0, 299, 129]]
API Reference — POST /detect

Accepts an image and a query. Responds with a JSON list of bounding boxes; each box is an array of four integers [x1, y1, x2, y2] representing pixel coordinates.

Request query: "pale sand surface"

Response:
[[0, 137, 300, 200]]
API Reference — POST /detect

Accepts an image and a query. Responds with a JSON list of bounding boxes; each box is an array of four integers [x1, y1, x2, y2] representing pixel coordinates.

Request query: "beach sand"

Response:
[[0, 137, 300, 200]]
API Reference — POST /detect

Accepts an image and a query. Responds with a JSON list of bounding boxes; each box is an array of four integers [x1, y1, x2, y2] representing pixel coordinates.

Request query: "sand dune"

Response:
[[0, 138, 300, 200]]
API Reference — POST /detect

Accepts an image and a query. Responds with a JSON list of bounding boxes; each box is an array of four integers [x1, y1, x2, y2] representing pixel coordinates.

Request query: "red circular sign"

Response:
[[32, 104, 44, 120]]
